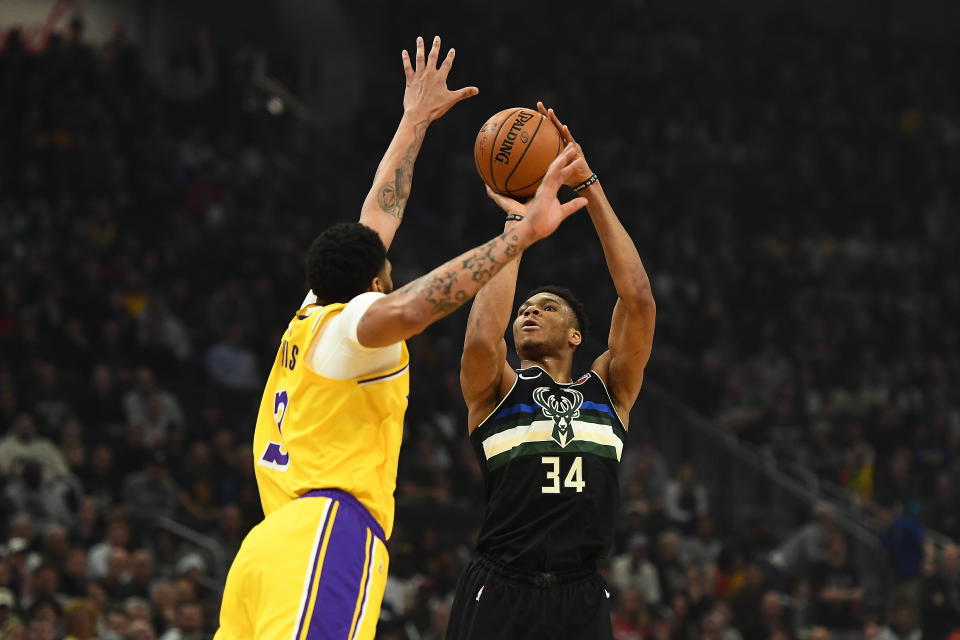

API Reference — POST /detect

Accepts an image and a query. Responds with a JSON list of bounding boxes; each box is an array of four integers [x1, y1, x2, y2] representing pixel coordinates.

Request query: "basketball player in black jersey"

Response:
[[447, 103, 656, 640]]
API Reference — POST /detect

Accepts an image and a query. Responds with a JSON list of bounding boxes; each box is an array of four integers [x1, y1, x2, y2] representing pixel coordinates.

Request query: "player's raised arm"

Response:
[[358, 35, 479, 250], [538, 102, 655, 419], [356, 145, 587, 348], [459, 190, 529, 431]]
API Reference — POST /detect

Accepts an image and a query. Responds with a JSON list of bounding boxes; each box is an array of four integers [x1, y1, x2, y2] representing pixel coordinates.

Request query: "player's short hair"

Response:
[[306, 223, 386, 304], [524, 285, 588, 336]]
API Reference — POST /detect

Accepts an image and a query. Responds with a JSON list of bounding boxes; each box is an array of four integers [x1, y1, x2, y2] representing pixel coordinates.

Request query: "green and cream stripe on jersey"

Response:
[[481, 415, 624, 471]]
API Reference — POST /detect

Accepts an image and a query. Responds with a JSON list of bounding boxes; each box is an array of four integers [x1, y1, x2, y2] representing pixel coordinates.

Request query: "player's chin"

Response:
[[515, 336, 548, 358]]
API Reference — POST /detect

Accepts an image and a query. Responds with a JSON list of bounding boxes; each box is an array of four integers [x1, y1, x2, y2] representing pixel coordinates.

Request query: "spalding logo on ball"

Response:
[[474, 107, 562, 198]]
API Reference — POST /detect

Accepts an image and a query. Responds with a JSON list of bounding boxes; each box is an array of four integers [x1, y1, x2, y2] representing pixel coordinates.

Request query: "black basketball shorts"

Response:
[[445, 555, 613, 640]]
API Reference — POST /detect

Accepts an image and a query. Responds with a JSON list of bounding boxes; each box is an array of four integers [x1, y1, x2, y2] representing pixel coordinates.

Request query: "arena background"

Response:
[[1, 0, 959, 638]]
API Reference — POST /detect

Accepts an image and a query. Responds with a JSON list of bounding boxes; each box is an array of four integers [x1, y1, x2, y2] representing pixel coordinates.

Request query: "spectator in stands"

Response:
[[769, 503, 836, 582], [77, 365, 125, 433], [122, 453, 177, 525], [743, 590, 791, 640], [128, 550, 154, 600], [203, 324, 260, 392], [611, 533, 662, 607], [685, 564, 713, 624], [810, 533, 863, 631], [101, 606, 129, 640], [137, 297, 192, 364], [0, 413, 69, 477], [665, 463, 709, 534], [610, 587, 645, 640], [731, 562, 767, 636], [684, 515, 723, 572], [148, 581, 176, 633], [100, 548, 133, 605], [872, 599, 921, 640], [62, 597, 98, 640], [87, 517, 130, 580], [5, 460, 75, 531], [656, 530, 688, 602], [122, 369, 184, 450], [127, 618, 158, 640], [61, 548, 88, 598], [877, 503, 926, 586], [921, 474, 960, 541], [157, 600, 204, 640], [920, 544, 960, 640], [874, 448, 919, 515]]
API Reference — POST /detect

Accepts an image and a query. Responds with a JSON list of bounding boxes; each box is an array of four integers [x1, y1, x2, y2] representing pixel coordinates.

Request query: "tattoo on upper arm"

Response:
[[377, 120, 429, 220]]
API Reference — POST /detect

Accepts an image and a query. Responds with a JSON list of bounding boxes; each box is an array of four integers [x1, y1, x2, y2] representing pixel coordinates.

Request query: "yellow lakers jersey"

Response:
[[253, 302, 409, 539]]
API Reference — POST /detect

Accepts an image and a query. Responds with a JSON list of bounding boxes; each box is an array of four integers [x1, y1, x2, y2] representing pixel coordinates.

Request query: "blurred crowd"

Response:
[[1, 1, 959, 639]]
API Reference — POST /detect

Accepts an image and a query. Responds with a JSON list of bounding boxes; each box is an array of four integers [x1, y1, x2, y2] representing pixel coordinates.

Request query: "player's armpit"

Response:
[[591, 295, 655, 423], [461, 341, 515, 433]]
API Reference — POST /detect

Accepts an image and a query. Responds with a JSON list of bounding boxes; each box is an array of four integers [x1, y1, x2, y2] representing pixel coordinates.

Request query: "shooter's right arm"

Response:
[[460, 193, 529, 430], [356, 145, 588, 349]]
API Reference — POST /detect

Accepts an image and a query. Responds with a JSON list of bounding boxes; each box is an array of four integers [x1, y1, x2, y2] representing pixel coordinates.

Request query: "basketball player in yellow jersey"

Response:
[[215, 33, 593, 639]]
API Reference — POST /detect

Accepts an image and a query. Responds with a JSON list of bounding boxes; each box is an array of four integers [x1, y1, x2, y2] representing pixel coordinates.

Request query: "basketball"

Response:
[[474, 107, 563, 198]]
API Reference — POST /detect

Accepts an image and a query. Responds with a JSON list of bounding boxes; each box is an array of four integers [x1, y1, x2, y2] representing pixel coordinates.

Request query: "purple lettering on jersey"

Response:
[[258, 441, 290, 471], [274, 390, 289, 434]]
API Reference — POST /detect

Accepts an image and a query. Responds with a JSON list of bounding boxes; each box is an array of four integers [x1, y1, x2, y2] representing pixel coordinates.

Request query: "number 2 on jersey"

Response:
[[541, 456, 585, 494], [258, 389, 291, 471]]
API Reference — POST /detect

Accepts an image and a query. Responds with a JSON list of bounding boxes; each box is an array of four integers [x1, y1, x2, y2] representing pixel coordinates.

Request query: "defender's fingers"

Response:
[[537, 101, 548, 116], [427, 35, 441, 69], [401, 50, 414, 81], [415, 36, 425, 71], [451, 86, 479, 103], [440, 47, 455, 75]]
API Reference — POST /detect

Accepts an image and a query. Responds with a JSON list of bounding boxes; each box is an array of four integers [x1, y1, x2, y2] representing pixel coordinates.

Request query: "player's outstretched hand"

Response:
[[537, 101, 594, 188], [493, 144, 588, 242], [402, 36, 479, 121]]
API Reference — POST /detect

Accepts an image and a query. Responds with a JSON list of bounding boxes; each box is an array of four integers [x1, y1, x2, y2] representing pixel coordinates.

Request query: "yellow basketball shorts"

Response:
[[215, 489, 389, 640]]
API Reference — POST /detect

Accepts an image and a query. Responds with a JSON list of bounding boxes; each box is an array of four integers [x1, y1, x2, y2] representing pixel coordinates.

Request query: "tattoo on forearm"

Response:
[[401, 233, 524, 316], [377, 120, 429, 220]]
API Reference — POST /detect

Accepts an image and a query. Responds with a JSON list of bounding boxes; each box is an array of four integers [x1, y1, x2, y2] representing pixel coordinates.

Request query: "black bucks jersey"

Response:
[[470, 365, 627, 572]]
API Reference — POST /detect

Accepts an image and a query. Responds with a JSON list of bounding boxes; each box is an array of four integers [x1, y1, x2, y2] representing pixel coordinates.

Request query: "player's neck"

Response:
[[519, 356, 574, 384]]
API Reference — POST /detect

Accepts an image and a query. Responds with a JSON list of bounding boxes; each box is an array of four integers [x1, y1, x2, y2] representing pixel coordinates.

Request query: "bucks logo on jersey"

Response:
[[532, 387, 584, 447]]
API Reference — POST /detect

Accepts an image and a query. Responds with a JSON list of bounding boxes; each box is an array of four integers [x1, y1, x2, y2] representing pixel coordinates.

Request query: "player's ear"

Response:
[[368, 277, 384, 294], [568, 328, 582, 348]]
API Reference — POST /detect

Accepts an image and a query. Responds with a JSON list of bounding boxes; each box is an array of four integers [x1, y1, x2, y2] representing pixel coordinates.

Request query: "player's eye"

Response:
[[545, 305, 556, 311]]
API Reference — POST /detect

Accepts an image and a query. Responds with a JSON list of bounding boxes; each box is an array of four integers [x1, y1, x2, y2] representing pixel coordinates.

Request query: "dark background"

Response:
[[1, 1, 958, 638]]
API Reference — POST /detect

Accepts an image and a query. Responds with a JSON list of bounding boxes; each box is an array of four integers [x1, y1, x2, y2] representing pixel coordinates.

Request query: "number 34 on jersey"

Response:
[[541, 456, 586, 494]]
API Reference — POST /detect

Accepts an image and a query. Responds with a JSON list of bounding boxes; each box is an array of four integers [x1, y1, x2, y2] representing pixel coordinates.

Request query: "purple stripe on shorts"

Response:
[[299, 489, 385, 541], [303, 498, 376, 639], [293, 505, 333, 640]]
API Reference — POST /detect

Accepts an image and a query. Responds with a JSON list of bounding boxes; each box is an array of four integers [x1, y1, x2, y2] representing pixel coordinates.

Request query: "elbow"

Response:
[[623, 280, 656, 315], [398, 301, 432, 337]]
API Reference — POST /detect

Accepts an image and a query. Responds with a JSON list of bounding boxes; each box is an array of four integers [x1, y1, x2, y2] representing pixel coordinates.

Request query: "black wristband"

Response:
[[505, 214, 524, 222], [573, 173, 598, 193]]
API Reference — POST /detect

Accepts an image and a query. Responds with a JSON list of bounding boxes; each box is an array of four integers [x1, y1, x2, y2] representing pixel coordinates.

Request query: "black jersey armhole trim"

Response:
[[589, 369, 628, 431]]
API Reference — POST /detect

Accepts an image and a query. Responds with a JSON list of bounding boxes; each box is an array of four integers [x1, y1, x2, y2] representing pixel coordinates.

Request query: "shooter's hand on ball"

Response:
[[486, 144, 589, 241], [402, 35, 479, 121], [537, 101, 594, 187]]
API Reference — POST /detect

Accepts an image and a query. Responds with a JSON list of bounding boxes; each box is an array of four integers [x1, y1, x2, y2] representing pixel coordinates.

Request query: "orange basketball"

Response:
[[474, 107, 562, 198]]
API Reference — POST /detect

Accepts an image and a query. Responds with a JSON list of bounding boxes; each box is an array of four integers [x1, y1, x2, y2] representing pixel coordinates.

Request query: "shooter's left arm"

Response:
[[358, 35, 478, 250], [585, 182, 656, 417], [537, 102, 656, 418]]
